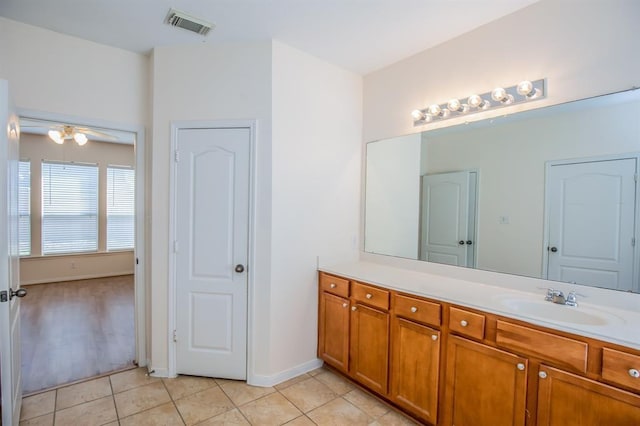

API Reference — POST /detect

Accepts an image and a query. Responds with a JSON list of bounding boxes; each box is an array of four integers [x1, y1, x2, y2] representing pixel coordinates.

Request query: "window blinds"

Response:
[[18, 160, 30, 256], [107, 166, 135, 251], [42, 161, 98, 254]]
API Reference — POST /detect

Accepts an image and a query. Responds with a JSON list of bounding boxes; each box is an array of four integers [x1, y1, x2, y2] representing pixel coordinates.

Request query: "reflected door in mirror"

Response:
[[545, 157, 637, 291], [420, 171, 477, 267]]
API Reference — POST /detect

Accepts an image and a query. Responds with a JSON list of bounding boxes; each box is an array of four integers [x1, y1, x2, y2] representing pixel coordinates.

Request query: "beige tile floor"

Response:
[[20, 367, 420, 425]]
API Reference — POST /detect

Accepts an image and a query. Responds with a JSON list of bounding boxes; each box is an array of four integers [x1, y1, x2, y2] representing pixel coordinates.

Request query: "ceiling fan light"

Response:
[[48, 130, 64, 144], [74, 132, 88, 146]]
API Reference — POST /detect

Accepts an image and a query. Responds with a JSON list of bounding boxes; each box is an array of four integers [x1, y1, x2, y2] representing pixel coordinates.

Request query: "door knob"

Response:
[[549, 246, 558, 253], [466, 240, 473, 245], [235, 264, 245, 273], [458, 240, 465, 245], [11, 288, 27, 300]]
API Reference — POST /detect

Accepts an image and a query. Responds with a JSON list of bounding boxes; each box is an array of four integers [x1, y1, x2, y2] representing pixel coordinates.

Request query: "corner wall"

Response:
[[270, 41, 362, 378]]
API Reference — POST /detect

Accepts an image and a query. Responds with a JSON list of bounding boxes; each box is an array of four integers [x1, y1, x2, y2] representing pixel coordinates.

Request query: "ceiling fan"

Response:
[[20, 118, 120, 145], [48, 125, 90, 145]]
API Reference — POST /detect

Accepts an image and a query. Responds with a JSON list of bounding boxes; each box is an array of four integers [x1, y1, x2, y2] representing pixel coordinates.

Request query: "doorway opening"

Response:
[[17, 114, 146, 394]]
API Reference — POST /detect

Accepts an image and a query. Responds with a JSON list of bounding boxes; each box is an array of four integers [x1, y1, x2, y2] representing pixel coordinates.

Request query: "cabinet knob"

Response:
[[539, 371, 547, 379], [517, 363, 525, 371], [410, 306, 418, 313], [351, 306, 357, 311], [629, 369, 640, 378], [460, 320, 468, 327], [431, 335, 438, 341], [366, 293, 373, 299], [342, 303, 348, 308], [330, 283, 336, 288]]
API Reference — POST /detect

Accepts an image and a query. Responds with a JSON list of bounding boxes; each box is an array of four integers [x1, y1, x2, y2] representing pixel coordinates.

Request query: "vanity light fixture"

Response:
[[412, 79, 546, 126]]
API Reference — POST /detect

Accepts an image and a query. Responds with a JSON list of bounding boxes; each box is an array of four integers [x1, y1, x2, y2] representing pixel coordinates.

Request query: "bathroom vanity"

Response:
[[317, 263, 640, 426]]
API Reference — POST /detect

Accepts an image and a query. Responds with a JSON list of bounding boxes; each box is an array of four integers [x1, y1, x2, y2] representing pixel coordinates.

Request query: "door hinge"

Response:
[[173, 241, 179, 253], [174, 150, 180, 162], [136, 257, 139, 265], [635, 173, 638, 182], [173, 329, 177, 342], [632, 237, 636, 247], [0, 291, 7, 303]]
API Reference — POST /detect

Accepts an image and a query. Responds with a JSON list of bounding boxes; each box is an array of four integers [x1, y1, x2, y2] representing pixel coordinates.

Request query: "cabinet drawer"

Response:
[[394, 294, 441, 327], [496, 320, 588, 373], [449, 307, 485, 340], [352, 282, 389, 310], [602, 348, 640, 392], [319, 273, 349, 298]]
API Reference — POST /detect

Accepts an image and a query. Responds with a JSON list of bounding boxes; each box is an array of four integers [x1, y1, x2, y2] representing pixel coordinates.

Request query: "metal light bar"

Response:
[[412, 79, 546, 126]]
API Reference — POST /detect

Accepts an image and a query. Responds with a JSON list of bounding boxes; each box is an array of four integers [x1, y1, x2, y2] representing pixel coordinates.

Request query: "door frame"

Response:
[[542, 153, 640, 292], [17, 108, 148, 367], [167, 119, 257, 380]]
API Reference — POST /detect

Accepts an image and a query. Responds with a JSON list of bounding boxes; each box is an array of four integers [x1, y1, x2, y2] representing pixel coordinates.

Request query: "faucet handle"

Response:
[[566, 291, 578, 306], [544, 288, 554, 301]]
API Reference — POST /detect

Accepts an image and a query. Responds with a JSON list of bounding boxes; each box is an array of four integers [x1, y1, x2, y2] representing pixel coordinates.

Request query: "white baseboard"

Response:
[[148, 366, 173, 378], [247, 358, 324, 387]]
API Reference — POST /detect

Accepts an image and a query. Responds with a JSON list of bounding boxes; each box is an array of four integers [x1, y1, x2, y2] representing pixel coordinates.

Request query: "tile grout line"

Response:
[[108, 374, 120, 424], [159, 377, 187, 425]]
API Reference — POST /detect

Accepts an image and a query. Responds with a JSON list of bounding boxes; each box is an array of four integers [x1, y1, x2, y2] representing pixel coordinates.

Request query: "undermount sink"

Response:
[[495, 296, 624, 326]]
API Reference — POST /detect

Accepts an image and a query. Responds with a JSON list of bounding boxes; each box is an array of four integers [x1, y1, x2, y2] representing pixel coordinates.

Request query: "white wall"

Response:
[[0, 18, 148, 127], [150, 43, 273, 376], [363, 0, 640, 142], [364, 133, 420, 259], [361, 0, 640, 284], [270, 42, 361, 377]]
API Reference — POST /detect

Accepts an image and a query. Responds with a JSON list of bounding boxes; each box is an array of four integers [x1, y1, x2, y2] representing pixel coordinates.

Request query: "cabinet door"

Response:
[[443, 336, 528, 426], [318, 292, 350, 372], [390, 317, 440, 424], [537, 365, 640, 426], [350, 303, 389, 395]]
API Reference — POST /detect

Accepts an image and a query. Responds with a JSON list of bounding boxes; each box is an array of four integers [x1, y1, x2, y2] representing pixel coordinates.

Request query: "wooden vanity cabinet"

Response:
[[317, 272, 640, 426], [318, 273, 350, 372], [390, 293, 442, 424], [443, 335, 528, 426], [350, 281, 390, 395], [537, 365, 640, 425]]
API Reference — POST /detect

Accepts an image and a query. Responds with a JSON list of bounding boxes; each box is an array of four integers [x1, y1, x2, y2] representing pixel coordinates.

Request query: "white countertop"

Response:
[[320, 260, 640, 350]]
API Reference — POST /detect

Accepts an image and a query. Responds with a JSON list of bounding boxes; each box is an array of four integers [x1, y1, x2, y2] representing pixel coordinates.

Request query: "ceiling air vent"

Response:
[[165, 9, 214, 36]]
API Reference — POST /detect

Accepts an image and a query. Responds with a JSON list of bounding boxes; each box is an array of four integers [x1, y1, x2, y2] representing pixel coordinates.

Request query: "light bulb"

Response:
[[448, 99, 462, 112], [491, 87, 507, 102], [467, 95, 481, 108], [517, 80, 533, 96], [74, 132, 88, 146], [411, 109, 425, 121], [468, 94, 490, 109], [428, 104, 442, 117], [48, 130, 64, 144]]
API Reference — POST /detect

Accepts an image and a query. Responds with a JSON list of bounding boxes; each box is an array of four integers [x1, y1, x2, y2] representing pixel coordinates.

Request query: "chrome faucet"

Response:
[[544, 289, 578, 307]]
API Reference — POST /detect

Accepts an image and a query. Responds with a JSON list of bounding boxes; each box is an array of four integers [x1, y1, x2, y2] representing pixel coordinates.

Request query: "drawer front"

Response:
[[352, 282, 390, 310], [449, 307, 485, 340], [602, 348, 640, 392], [319, 273, 349, 298], [394, 294, 441, 327], [496, 320, 588, 373]]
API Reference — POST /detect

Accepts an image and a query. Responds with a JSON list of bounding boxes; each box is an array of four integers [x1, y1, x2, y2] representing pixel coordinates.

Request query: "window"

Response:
[[42, 161, 98, 254], [18, 160, 31, 256], [107, 166, 135, 251]]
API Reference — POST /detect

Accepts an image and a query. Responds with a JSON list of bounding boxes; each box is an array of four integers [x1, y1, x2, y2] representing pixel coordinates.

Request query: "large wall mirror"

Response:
[[365, 88, 640, 293]]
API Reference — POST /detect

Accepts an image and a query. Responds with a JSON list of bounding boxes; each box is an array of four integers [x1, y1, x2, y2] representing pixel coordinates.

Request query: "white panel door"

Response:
[[420, 171, 473, 266], [175, 127, 250, 379], [0, 80, 24, 426], [546, 158, 636, 291]]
